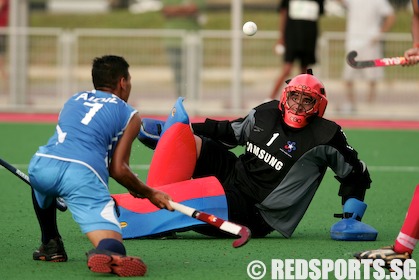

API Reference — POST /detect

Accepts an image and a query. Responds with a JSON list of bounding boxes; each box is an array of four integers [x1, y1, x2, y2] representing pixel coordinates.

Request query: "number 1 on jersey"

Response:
[[266, 133, 280, 146]]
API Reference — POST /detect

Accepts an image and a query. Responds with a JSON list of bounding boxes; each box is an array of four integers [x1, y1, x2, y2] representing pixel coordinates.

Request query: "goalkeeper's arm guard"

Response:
[[336, 161, 372, 204], [191, 119, 239, 148]]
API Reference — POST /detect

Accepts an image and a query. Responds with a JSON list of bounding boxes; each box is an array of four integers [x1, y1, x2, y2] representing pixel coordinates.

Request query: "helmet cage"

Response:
[[280, 74, 327, 128], [285, 86, 317, 115]]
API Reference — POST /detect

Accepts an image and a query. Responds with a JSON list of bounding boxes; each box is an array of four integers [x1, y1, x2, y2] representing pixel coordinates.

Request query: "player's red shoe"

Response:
[[87, 249, 147, 277]]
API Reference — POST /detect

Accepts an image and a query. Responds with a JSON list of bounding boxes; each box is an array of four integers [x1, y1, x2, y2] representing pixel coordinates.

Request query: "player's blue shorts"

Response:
[[28, 155, 121, 234]]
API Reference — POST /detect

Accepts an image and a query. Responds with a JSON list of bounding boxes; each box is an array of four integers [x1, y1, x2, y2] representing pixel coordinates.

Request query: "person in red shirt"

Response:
[[353, 0, 419, 269]]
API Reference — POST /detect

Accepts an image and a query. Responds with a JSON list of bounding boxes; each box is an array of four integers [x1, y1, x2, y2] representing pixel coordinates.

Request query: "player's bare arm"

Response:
[[412, 0, 419, 42], [404, 0, 419, 64], [110, 113, 173, 210]]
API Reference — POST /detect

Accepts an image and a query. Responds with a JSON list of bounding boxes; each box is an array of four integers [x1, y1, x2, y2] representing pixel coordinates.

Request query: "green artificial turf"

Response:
[[0, 123, 418, 279]]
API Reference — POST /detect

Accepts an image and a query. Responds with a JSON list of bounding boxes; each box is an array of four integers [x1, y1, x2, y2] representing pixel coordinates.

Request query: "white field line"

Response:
[[1, 164, 419, 173]]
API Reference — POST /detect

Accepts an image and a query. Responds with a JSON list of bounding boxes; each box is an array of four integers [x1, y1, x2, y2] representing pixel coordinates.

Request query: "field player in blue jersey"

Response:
[[28, 55, 173, 277]]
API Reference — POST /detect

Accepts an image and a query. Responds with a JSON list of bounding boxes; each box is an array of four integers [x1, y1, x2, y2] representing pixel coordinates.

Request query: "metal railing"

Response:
[[0, 28, 417, 119]]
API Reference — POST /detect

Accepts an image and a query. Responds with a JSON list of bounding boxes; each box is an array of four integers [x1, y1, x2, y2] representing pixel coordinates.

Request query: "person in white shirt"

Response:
[[340, 0, 395, 113]]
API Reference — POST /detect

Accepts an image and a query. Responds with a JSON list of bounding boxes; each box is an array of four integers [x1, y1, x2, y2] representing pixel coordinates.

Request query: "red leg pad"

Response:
[[146, 123, 196, 187]]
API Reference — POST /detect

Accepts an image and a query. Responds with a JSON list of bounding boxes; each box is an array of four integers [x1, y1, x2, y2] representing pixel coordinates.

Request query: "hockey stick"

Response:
[[346, 50, 408, 68], [169, 200, 251, 248], [0, 157, 68, 212]]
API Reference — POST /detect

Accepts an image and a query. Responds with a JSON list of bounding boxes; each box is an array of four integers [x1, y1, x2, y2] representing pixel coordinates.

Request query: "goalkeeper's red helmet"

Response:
[[279, 70, 328, 128]]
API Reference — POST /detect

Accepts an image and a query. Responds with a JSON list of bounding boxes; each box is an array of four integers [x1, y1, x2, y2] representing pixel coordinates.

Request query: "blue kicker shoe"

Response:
[[330, 198, 378, 241], [161, 97, 189, 134], [137, 97, 189, 149]]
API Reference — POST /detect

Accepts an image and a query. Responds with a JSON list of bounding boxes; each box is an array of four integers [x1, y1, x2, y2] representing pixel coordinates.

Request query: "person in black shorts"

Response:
[[269, 0, 324, 100]]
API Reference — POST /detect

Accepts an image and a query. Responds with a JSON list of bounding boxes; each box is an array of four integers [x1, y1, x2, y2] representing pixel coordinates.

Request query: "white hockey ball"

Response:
[[243, 21, 257, 36]]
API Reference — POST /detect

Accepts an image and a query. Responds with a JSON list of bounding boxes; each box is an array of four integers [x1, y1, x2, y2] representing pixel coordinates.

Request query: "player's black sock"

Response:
[[31, 190, 61, 244]]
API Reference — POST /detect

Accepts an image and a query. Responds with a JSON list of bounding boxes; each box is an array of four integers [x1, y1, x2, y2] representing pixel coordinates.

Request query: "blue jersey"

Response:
[[36, 90, 137, 186]]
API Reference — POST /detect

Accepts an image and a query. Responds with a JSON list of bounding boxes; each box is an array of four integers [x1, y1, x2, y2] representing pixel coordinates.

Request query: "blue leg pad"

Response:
[[330, 219, 378, 241], [161, 97, 190, 135]]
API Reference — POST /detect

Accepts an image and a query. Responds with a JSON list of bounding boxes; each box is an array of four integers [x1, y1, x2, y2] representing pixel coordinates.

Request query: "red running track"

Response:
[[0, 112, 419, 130]]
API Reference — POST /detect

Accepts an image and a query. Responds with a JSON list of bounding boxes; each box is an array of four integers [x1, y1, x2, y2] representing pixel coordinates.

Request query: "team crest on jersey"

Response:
[[284, 141, 297, 153], [279, 141, 297, 158]]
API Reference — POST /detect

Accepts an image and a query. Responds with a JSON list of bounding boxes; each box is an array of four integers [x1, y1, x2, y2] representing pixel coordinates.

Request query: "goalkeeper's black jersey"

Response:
[[234, 101, 345, 203], [192, 100, 370, 237]]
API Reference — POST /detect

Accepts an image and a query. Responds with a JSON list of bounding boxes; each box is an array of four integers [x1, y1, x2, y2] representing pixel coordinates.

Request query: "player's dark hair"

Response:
[[91, 55, 130, 90]]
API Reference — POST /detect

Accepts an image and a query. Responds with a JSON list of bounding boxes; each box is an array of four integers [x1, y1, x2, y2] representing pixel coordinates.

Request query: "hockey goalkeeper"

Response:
[[115, 70, 378, 241]]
